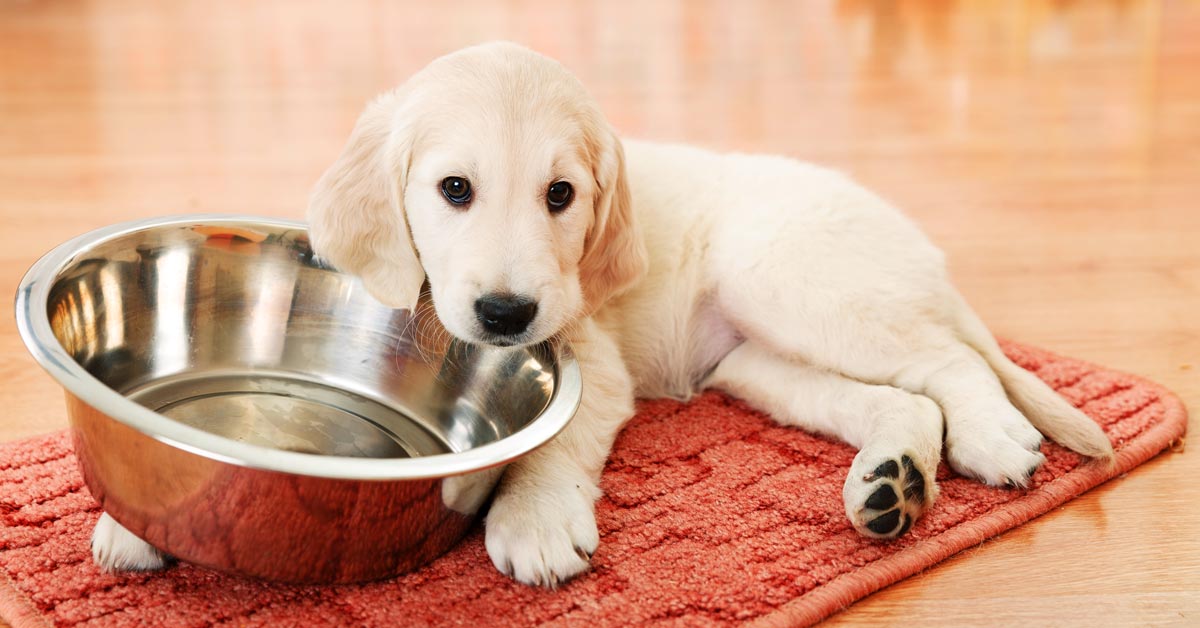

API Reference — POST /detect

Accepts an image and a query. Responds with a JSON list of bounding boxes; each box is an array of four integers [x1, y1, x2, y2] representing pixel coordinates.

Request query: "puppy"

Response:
[[91, 42, 1114, 585]]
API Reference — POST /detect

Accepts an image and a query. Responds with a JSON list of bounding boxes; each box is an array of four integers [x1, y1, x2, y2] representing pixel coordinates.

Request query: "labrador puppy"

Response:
[[91, 42, 1113, 585]]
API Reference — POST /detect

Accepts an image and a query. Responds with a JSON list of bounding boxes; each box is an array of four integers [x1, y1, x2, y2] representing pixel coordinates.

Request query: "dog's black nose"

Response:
[[474, 294, 538, 337]]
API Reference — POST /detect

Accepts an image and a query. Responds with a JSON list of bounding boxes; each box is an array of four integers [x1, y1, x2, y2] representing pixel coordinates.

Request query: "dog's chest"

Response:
[[605, 290, 741, 402]]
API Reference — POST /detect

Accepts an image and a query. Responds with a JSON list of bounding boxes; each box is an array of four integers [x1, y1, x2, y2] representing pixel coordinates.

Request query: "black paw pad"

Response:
[[901, 455, 926, 504], [867, 460, 900, 481], [866, 509, 901, 534], [896, 513, 913, 537], [864, 484, 899, 510]]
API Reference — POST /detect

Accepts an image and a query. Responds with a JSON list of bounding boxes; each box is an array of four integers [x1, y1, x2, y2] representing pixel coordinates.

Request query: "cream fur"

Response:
[[91, 42, 1114, 585]]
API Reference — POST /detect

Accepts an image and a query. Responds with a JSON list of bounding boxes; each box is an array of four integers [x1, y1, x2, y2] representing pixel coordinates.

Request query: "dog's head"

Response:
[[308, 42, 646, 347]]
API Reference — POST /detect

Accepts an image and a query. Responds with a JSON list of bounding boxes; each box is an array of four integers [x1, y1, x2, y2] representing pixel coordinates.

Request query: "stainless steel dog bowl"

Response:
[[14, 215, 581, 583]]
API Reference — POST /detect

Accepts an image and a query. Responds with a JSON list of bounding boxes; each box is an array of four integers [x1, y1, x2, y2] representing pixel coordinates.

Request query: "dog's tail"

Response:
[[951, 293, 1115, 462]]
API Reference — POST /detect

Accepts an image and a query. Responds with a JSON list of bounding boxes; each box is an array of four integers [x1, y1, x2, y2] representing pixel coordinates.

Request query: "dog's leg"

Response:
[[91, 512, 168, 572], [709, 183, 1087, 488], [884, 341, 1053, 487], [485, 319, 634, 587], [720, 280, 1051, 488], [706, 342, 942, 538]]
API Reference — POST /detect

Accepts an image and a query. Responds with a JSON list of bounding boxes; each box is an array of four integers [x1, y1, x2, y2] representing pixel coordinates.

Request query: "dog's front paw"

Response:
[[485, 478, 600, 587], [844, 450, 936, 539], [91, 512, 168, 572]]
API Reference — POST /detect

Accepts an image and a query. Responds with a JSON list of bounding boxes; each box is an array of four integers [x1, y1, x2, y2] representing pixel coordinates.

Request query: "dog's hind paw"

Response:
[[844, 451, 935, 539]]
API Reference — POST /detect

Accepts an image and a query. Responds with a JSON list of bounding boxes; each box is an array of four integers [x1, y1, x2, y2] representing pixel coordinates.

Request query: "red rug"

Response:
[[0, 342, 1187, 627]]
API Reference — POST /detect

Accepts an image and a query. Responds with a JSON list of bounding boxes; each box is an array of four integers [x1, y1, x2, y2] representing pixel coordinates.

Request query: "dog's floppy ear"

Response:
[[578, 128, 648, 314], [307, 91, 425, 310]]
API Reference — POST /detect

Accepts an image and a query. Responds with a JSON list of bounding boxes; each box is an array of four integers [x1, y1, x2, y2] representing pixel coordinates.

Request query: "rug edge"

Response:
[[0, 568, 52, 628], [750, 369, 1190, 628]]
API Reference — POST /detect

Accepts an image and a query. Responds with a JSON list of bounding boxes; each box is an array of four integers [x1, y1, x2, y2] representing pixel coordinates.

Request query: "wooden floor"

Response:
[[1, 1, 1197, 625]]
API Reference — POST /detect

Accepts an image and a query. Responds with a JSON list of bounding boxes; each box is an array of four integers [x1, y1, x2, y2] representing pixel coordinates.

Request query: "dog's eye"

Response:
[[440, 177, 472, 206], [546, 181, 573, 212]]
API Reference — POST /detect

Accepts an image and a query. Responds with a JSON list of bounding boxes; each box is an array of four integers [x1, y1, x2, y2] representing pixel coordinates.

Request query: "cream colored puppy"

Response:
[[90, 42, 1114, 585]]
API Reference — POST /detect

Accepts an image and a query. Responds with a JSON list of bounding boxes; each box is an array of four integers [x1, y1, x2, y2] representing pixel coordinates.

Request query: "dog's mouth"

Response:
[[472, 329, 547, 349], [432, 318, 542, 348], [479, 335, 522, 348]]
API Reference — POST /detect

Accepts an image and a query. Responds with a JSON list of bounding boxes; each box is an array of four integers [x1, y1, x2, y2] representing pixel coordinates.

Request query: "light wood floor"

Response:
[[1, 1, 1196, 625]]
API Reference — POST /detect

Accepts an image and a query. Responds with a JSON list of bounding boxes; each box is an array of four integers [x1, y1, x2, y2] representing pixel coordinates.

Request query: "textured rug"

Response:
[[0, 342, 1187, 628]]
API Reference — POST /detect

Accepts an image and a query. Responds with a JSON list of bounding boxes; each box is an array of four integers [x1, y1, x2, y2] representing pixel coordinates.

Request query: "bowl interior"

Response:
[[43, 221, 560, 459]]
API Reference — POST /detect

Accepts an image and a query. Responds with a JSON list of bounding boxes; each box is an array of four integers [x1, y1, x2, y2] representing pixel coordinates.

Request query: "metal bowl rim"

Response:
[[14, 214, 582, 481]]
